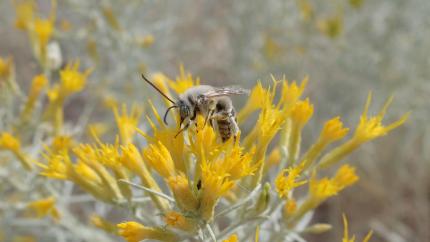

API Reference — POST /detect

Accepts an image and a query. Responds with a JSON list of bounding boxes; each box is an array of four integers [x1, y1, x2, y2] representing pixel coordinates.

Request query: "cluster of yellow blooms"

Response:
[[1, 59, 408, 241]]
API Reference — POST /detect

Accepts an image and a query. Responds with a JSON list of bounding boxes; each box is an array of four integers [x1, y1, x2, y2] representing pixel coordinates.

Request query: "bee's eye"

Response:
[[180, 105, 189, 117]]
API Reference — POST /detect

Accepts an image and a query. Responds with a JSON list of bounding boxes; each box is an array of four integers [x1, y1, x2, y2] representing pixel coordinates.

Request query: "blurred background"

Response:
[[1, 0, 429, 241]]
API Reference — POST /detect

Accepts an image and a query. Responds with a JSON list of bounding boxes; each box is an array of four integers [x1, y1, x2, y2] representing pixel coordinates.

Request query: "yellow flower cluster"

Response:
[[4, 64, 405, 241]]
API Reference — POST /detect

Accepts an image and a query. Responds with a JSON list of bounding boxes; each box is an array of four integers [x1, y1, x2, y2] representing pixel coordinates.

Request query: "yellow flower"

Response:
[[33, 18, 54, 47], [289, 165, 359, 226], [38, 152, 68, 179], [167, 174, 199, 212], [113, 103, 142, 144], [237, 81, 272, 122], [0, 56, 13, 79], [223, 234, 238, 242], [14, 0, 35, 30], [0, 132, 21, 152], [286, 98, 314, 165], [321, 117, 349, 143], [318, 93, 409, 169], [278, 77, 308, 114], [167, 65, 200, 94], [275, 166, 307, 198], [164, 211, 197, 232], [120, 144, 170, 211], [142, 141, 175, 178], [27, 196, 61, 221], [119, 144, 147, 174], [354, 94, 409, 143], [204, 144, 257, 181], [299, 117, 349, 169], [290, 98, 313, 128], [188, 115, 222, 164], [199, 159, 234, 221], [73, 144, 125, 201], [307, 165, 358, 208], [117, 222, 178, 242], [342, 214, 373, 242], [332, 165, 359, 190], [59, 61, 91, 97], [309, 176, 339, 201]]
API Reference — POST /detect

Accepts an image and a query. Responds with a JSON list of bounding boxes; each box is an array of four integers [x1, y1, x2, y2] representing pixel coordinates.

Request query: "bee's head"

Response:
[[178, 100, 190, 121]]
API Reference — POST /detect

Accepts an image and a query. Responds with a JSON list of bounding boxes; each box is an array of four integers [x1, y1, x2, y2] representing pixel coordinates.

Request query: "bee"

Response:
[[141, 74, 249, 142]]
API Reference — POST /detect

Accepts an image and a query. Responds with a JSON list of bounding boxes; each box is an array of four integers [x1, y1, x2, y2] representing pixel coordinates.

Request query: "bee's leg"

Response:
[[204, 109, 214, 128], [230, 115, 240, 144], [175, 122, 190, 138], [190, 106, 199, 130]]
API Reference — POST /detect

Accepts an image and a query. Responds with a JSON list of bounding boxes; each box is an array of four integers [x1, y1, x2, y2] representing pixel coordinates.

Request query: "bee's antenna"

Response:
[[163, 105, 178, 125], [141, 74, 176, 104]]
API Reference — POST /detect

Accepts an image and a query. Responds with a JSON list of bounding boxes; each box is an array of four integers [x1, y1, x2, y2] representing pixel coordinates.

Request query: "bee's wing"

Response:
[[202, 86, 250, 98]]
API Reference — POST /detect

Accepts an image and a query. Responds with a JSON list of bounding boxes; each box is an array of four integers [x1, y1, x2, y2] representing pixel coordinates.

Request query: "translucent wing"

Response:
[[202, 86, 250, 98]]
